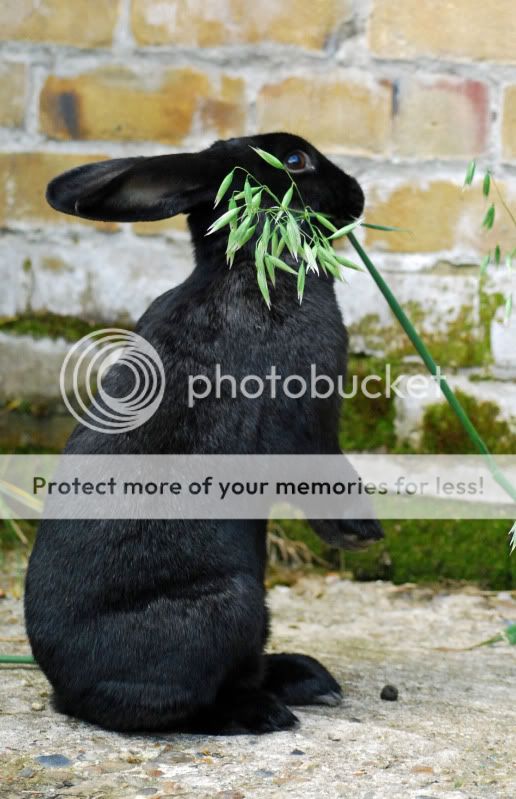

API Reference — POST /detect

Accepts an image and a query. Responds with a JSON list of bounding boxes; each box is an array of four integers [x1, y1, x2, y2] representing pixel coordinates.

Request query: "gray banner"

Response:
[[0, 455, 515, 520]]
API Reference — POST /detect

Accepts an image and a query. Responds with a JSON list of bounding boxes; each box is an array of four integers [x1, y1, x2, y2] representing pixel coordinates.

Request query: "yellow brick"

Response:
[[369, 0, 516, 62], [365, 181, 516, 254], [201, 76, 245, 140], [40, 68, 245, 144], [131, 0, 350, 49], [502, 87, 516, 161], [365, 182, 462, 253], [257, 76, 391, 155], [0, 63, 27, 128], [132, 216, 188, 236], [459, 181, 516, 255], [393, 79, 489, 158], [0, 153, 117, 232], [1, 0, 121, 47]]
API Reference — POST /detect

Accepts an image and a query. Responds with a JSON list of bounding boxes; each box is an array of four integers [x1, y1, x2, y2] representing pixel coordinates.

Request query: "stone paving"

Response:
[[1, 576, 515, 799]]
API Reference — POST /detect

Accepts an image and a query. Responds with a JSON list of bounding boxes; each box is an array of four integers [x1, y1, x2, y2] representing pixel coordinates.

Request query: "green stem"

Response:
[[0, 654, 35, 664], [232, 167, 283, 207], [491, 176, 516, 229], [348, 231, 516, 504]]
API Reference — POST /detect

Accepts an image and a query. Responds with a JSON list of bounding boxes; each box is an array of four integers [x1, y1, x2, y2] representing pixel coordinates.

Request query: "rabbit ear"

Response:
[[46, 153, 219, 222]]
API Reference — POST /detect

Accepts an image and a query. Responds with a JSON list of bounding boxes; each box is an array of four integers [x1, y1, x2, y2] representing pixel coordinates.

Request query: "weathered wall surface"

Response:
[[0, 0, 515, 439]]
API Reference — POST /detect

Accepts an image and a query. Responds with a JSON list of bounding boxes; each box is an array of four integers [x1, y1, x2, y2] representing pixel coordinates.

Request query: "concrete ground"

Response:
[[1, 575, 515, 799]]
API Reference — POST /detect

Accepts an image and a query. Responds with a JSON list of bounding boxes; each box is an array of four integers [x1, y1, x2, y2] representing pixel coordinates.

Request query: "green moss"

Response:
[[339, 356, 397, 451], [349, 271, 508, 373], [0, 443, 60, 454], [479, 286, 505, 343], [350, 302, 489, 369], [275, 518, 514, 589], [0, 399, 53, 417], [0, 312, 110, 343], [343, 519, 514, 590], [421, 389, 516, 455], [419, 307, 487, 368]]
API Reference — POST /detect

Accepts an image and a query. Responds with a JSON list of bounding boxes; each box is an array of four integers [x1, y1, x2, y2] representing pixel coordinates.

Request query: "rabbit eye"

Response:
[[284, 150, 313, 173]]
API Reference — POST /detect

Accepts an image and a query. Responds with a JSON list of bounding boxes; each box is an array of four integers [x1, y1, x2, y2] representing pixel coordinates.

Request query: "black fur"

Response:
[[25, 133, 383, 734]]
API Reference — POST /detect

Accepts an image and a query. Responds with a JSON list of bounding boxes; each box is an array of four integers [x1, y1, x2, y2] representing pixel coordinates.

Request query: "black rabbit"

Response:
[[24, 133, 383, 734]]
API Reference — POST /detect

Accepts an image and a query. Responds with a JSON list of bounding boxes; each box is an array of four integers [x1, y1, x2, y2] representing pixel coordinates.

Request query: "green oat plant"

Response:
[[207, 146, 400, 306], [436, 622, 516, 651], [210, 147, 516, 547], [464, 160, 516, 321], [463, 161, 516, 552]]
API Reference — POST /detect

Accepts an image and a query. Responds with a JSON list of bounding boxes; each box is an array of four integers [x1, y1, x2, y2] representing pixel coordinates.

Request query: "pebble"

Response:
[[18, 767, 35, 778], [381, 684, 399, 701], [31, 701, 45, 711], [145, 767, 164, 777], [36, 754, 73, 768], [125, 753, 144, 764], [216, 793, 245, 799]]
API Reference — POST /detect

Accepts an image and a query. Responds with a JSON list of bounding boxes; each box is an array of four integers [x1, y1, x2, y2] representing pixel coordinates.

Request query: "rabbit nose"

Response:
[[337, 175, 365, 222]]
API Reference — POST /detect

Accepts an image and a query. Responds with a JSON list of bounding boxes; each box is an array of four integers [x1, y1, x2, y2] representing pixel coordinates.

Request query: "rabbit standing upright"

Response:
[[25, 133, 383, 733]]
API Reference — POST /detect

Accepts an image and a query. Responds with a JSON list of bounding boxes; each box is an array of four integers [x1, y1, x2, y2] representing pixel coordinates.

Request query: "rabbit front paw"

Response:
[[310, 517, 384, 550]]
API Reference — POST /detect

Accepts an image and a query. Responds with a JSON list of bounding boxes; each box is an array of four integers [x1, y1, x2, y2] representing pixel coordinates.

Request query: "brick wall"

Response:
[[1, 0, 515, 435]]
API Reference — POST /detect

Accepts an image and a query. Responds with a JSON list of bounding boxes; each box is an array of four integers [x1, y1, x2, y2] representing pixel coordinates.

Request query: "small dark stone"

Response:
[[380, 684, 399, 701], [290, 748, 305, 755]]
